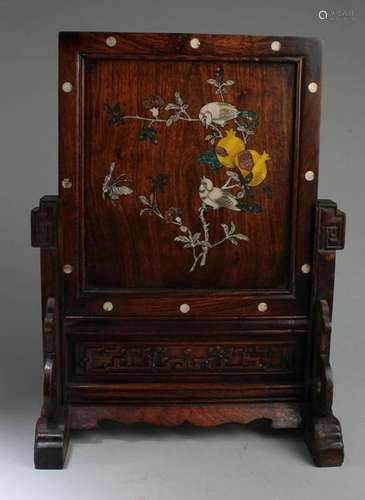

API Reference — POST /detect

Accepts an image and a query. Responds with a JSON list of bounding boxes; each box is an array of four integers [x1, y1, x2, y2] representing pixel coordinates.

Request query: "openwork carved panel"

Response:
[[75, 342, 302, 376]]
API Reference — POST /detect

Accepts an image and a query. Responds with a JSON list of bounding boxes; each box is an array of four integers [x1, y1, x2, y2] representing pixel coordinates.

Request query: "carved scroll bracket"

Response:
[[312, 200, 346, 415], [306, 200, 346, 466], [317, 199, 346, 253], [310, 199, 346, 405], [312, 299, 333, 416], [41, 297, 57, 419]]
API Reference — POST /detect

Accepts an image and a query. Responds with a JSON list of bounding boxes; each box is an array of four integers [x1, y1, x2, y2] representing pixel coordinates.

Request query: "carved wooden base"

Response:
[[70, 402, 303, 430], [305, 414, 344, 467], [34, 410, 70, 469], [33, 403, 344, 467]]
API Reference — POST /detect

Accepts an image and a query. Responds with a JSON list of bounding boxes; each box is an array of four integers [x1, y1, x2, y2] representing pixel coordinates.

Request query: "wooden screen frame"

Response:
[[59, 32, 321, 318]]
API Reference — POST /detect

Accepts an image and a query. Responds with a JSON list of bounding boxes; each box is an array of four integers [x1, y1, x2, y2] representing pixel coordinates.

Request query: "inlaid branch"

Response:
[[139, 174, 248, 272], [206, 65, 235, 102], [103, 66, 253, 146]]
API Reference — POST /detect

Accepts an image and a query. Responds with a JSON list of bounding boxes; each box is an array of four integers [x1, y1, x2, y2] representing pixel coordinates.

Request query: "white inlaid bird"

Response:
[[199, 177, 240, 211], [199, 102, 240, 127]]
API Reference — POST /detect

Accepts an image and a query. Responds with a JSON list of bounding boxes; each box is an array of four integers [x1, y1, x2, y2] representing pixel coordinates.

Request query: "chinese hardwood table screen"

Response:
[[31, 32, 345, 468]]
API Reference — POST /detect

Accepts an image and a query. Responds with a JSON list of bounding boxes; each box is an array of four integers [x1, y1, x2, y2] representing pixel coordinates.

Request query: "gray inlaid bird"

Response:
[[199, 177, 241, 211], [199, 102, 240, 127]]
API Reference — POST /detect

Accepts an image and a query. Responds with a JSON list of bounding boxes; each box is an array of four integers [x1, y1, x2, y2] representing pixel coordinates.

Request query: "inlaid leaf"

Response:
[[196, 149, 222, 172], [139, 195, 149, 206], [104, 100, 125, 126], [237, 200, 262, 214], [139, 125, 158, 144], [174, 236, 190, 243], [104, 102, 112, 113], [261, 183, 272, 199], [238, 110, 257, 121], [175, 92, 183, 106], [113, 186, 133, 196], [234, 233, 249, 241], [148, 173, 168, 193], [165, 103, 179, 111], [243, 172, 253, 185], [226, 171, 240, 181], [140, 207, 152, 216], [221, 223, 229, 236]]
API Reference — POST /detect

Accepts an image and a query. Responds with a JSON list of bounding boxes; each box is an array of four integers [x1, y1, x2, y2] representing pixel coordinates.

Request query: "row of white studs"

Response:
[[63, 79, 318, 95], [64, 263, 311, 276], [62, 35, 314, 310], [62, 38, 319, 95], [99, 300, 297, 314], [61, 171, 315, 188]]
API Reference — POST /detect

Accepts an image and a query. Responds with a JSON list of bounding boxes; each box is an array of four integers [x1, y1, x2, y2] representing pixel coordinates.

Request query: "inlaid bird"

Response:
[[199, 177, 241, 211], [199, 102, 240, 127]]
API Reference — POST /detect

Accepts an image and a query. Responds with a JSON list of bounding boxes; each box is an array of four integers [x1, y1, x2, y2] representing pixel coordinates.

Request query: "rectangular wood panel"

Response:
[[81, 58, 296, 290]]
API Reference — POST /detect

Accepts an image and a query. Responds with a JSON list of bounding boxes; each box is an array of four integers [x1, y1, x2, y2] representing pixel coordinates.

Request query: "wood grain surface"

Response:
[[82, 58, 295, 289]]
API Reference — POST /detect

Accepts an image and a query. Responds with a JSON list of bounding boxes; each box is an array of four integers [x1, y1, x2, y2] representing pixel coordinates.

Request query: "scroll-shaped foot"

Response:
[[305, 414, 344, 467], [34, 411, 70, 469]]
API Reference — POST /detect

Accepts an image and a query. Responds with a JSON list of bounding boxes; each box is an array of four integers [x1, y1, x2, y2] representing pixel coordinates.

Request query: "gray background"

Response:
[[0, 0, 364, 498]]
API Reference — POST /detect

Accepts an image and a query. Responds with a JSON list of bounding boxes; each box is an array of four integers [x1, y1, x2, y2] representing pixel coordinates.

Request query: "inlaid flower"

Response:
[[164, 207, 181, 223], [143, 95, 165, 118]]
